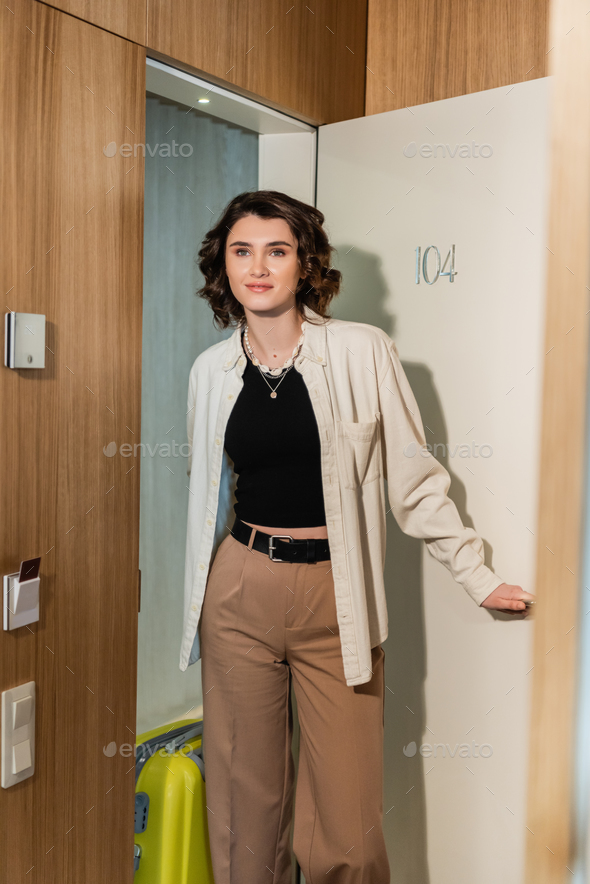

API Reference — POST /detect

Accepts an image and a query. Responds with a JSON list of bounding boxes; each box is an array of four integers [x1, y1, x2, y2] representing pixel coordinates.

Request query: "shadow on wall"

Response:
[[330, 243, 500, 884]]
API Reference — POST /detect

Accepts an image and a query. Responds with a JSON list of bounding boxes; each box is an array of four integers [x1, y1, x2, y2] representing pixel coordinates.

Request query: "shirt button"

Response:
[[215, 438, 221, 445], [238, 356, 245, 366], [211, 479, 217, 486], [227, 394, 234, 400], [191, 604, 198, 611], [224, 360, 231, 367], [318, 356, 324, 363], [198, 563, 205, 570], [207, 519, 213, 526]]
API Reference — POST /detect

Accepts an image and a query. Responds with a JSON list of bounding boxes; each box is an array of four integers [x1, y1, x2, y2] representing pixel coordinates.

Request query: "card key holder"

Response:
[[3, 557, 41, 631]]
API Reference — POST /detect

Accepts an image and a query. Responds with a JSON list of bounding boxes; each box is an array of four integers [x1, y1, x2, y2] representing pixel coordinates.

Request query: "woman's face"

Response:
[[224, 214, 303, 317]]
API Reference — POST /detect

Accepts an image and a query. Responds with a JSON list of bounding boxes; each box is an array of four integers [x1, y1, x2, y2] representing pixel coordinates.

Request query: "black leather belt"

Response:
[[230, 516, 330, 563]]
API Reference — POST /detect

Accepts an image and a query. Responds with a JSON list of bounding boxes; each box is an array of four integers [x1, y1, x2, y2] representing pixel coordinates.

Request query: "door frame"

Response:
[[524, 0, 590, 879]]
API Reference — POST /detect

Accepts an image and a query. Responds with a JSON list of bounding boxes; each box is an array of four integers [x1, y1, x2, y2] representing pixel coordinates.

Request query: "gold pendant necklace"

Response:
[[243, 325, 303, 399], [260, 365, 292, 398]]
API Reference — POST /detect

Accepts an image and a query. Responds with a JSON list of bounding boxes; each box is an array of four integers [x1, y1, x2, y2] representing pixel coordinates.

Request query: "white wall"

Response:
[[317, 76, 550, 884], [259, 132, 317, 204]]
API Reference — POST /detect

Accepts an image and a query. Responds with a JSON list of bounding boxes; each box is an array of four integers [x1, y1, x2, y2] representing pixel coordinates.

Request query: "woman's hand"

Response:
[[480, 583, 535, 616]]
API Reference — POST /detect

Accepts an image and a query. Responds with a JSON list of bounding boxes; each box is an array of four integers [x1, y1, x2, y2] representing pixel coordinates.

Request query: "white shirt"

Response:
[[182, 303, 504, 686]]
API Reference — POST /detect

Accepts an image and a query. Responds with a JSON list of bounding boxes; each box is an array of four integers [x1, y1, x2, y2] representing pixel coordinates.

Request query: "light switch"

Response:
[[1, 681, 35, 788], [13, 697, 33, 730], [12, 740, 32, 774]]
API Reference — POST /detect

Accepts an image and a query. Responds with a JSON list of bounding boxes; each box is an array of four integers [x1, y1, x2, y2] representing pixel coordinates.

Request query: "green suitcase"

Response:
[[134, 718, 214, 883]]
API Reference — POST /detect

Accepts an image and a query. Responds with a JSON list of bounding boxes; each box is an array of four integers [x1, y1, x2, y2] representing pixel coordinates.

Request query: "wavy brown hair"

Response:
[[196, 190, 341, 330]]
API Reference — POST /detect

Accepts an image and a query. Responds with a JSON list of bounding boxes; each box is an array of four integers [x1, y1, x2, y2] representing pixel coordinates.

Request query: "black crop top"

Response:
[[223, 332, 326, 528]]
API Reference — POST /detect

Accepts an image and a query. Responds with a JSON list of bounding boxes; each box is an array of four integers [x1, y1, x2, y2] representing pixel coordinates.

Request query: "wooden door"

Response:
[[0, 1, 144, 879]]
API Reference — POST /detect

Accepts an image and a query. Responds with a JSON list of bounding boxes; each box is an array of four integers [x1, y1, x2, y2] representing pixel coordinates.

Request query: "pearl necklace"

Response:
[[243, 324, 305, 399]]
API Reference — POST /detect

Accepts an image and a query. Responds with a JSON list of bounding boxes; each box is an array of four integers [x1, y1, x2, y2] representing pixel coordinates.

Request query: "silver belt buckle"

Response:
[[268, 534, 294, 562]]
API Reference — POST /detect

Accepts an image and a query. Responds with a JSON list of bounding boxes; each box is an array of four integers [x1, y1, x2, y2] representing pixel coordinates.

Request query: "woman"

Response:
[[182, 190, 535, 884]]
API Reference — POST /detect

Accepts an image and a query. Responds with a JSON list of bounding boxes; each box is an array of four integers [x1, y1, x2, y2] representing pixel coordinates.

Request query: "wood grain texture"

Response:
[[0, 1, 144, 881], [147, 0, 368, 125], [37, 0, 146, 44], [524, 1, 590, 880], [365, 0, 549, 114]]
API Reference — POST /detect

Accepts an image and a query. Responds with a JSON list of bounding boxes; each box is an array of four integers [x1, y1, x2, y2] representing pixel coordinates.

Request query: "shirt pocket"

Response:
[[336, 413, 382, 490]]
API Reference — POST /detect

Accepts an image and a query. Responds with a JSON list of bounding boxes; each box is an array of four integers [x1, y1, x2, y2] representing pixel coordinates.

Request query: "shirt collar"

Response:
[[222, 302, 328, 372]]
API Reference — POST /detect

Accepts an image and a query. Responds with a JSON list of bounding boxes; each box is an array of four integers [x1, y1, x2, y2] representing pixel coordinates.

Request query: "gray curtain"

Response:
[[137, 94, 258, 736]]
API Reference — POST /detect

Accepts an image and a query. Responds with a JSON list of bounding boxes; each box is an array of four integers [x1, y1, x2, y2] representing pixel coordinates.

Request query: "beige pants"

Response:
[[200, 527, 390, 884]]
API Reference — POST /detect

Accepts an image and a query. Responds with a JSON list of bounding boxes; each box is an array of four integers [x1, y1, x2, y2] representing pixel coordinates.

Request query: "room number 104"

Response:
[[415, 245, 457, 284]]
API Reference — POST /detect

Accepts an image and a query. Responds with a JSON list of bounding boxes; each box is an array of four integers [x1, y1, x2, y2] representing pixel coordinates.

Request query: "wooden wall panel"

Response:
[[147, 0, 368, 125], [37, 0, 146, 44], [365, 0, 549, 115], [0, 1, 144, 881], [524, 2, 590, 880]]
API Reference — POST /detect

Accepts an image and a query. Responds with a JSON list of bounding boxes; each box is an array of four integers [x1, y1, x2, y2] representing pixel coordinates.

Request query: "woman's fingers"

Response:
[[502, 598, 530, 615], [506, 597, 527, 610], [481, 583, 535, 612]]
